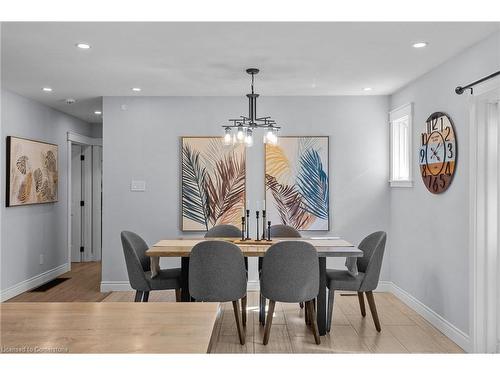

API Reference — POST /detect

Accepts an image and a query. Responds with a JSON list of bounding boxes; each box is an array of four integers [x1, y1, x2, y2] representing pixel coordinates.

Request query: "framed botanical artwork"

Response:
[[265, 136, 330, 231], [181, 136, 246, 231], [6, 136, 59, 207]]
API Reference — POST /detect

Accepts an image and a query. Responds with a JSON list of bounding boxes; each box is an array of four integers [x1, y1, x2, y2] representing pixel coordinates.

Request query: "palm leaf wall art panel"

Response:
[[265, 136, 329, 231], [181, 137, 246, 231]]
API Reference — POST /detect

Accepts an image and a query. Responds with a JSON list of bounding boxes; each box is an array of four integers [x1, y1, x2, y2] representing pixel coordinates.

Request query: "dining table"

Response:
[[146, 237, 363, 336]]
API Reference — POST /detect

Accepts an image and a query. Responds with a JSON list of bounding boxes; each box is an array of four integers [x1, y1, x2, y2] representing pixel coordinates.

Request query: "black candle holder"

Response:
[[261, 210, 267, 240], [267, 221, 272, 241], [245, 210, 251, 240], [255, 211, 261, 241], [241, 216, 246, 241]]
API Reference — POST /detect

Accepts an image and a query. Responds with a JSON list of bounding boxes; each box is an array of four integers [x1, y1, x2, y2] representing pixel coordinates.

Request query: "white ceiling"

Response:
[[2, 22, 499, 123]]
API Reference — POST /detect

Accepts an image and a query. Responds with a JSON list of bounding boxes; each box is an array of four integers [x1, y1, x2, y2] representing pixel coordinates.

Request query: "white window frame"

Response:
[[389, 103, 413, 187]]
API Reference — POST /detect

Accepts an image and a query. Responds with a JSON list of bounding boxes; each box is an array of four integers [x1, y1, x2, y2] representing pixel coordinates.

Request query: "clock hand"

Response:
[[430, 146, 441, 162]]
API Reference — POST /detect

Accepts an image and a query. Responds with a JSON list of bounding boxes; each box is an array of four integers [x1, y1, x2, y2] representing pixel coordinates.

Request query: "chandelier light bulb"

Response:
[[245, 129, 254, 147], [265, 129, 274, 143], [265, 129, 278, 145], [236, 126, 245, 142], [223, 128, 232, 145]]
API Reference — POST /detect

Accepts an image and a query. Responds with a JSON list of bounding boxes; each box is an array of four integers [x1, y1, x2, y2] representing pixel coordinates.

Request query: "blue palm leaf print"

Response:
[[296, 149, 329, 220]]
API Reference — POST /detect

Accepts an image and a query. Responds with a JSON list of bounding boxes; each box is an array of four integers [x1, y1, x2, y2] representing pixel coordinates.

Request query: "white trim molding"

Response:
[[389, 102, 414, 188], [468, 83, 500, 353], [389, 181, 414, 188], [0, 263, 70, 302], [388, 282, 471, 352], [67, 131, 102, 146], [100, 281, 133, 292]]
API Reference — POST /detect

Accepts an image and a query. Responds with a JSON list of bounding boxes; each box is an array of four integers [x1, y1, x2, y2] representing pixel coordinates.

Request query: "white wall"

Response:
[[1, 89, 93, 298], [101, 95, 390, 288], [389, 31, 500, 336]]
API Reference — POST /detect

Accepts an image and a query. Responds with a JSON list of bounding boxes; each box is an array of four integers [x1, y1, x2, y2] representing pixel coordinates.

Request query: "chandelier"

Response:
[[222, 68, 280, 147]]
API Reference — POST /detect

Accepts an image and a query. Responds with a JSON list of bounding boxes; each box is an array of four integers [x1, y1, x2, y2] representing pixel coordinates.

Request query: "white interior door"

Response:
[[71, 144, 83, 262]]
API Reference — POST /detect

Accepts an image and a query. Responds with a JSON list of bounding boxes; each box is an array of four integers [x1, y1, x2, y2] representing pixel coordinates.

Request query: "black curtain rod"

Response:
[[455, 70, 500, 95]]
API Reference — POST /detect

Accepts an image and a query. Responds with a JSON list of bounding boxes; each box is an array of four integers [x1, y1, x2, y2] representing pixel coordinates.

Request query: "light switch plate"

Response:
[[131, 180, 146, 192]]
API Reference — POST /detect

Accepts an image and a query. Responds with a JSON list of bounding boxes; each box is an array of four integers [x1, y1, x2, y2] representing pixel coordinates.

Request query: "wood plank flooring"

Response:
[[4, 262, 464, 353], [103, 290, 464, 353], [6, 262, 110, 302]]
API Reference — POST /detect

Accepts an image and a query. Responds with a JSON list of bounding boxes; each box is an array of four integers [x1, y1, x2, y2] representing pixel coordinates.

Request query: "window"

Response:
[[389, 103, 413, 187]]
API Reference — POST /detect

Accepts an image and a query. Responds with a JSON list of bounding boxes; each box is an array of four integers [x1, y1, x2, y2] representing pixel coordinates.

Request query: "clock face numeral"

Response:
[[420, 113, 457, 194]]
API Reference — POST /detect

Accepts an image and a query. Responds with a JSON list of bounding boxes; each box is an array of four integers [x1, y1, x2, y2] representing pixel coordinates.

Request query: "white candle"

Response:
[[262, 200, 266, 210], [256, 201, 260, 211]]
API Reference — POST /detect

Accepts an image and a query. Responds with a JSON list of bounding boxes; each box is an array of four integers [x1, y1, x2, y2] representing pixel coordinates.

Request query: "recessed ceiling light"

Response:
[[412, 42, 428, 48], [94, 111, 102, 115], [42, 87, 53, 92], [76, 43, 91, 49], [132, 87, 142, 92], [363, 87, 373, 91]]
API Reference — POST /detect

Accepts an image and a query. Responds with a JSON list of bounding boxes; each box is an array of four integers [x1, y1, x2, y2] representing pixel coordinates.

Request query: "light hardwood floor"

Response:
[[104, 290, 464, 353], [6, 262, 110, 302], [5, 262, 464, 353]]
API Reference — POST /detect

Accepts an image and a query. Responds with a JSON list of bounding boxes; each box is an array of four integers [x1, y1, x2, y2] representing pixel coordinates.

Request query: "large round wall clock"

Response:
[[419, 112, 457, 194]]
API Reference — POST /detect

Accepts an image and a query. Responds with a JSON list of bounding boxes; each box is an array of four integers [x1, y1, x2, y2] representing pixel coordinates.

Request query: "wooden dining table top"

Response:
[[146, 237, 363, 257], [1, 302, 220, 354]]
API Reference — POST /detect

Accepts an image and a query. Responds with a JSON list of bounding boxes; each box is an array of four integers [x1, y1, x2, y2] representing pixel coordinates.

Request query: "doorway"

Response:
[[68, 132, 103, 267]]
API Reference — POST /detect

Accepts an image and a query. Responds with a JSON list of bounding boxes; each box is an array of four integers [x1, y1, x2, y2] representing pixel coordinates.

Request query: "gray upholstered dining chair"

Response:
[[205, 224, 249, 274], [121, 231, 182, 302], [326, 231, 387, 332], [189, 240, 248, 345], [260, 241, 320, 345], [269, 224, 301, 238], [259, 224, 304, 320], [204, 224, 241, 238]]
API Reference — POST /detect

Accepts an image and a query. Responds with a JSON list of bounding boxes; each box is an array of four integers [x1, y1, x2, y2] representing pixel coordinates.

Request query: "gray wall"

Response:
[[389, 31, 500, 335], [1, 89, 93, 293], [101, 95, 390, 285]]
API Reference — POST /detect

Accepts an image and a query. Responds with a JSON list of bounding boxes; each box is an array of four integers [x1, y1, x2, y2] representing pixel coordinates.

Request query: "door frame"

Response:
[[469, 77, 500, 353], [67, 132, 102, 268]]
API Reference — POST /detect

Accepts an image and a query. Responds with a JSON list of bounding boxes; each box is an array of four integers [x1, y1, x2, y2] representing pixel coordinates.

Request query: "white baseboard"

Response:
[[0, 263, 70, 302], [101, 280, 262, 292], [386, 281, 471, 352], [101, 280, 392, 293], [100, 281, 133, 292], [374, 280, 392, 292], [247, 280, 260, 291]]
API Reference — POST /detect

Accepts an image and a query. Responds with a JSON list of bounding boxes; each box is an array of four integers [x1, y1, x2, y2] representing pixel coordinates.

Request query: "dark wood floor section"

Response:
[[6, 262, 110, 302]]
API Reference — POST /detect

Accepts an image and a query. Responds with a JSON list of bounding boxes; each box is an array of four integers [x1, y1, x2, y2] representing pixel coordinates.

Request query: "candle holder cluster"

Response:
[[239, 209, 272, 242]]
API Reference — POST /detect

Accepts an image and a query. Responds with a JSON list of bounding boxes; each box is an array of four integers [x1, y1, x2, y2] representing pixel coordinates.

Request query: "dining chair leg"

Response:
[[134, 291, 143, 302], [259, 293, 266, 326], [142, 291, 150, 302], [299, 302, 304, 309], [232, 300, 245, 345], [241, 295, 247, 326], [365, 291, 381, 332], [357, 291, 366, 317], [327, 289, 334, 332], [306, 300, 321, 345], [305, 300, 310, 326], [263, 300, 276, 345], [175, 289, 181, 302]]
